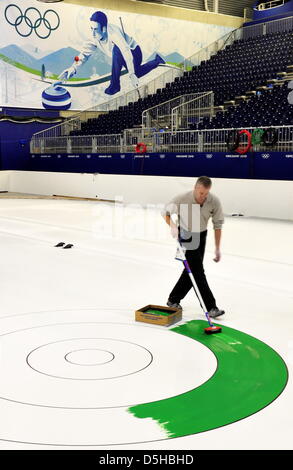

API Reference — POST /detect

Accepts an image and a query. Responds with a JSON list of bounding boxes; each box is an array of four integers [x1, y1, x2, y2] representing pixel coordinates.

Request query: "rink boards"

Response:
[[29, 152, 293, 180]]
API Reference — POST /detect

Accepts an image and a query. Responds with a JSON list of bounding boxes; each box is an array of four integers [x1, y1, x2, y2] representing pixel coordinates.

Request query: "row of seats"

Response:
[[70, 29, 293, 137], [197, 83, 293, 129]]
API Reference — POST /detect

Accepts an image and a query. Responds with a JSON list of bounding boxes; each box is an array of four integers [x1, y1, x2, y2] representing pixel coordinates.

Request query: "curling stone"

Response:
[[42, 83, 72, 110]]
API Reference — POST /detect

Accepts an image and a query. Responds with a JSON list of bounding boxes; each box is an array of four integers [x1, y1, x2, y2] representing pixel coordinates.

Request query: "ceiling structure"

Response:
[[36, 0, 258, 19], [137, 1, 256, 18]]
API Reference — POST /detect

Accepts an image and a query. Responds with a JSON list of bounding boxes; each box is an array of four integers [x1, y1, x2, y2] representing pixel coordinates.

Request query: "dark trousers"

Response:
[[110, 45, 160, 88], [169, 230, 217, 311]]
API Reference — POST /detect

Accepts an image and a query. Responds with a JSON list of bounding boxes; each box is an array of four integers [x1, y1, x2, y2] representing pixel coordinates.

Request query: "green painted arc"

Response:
[[128, 320, 288, 438]]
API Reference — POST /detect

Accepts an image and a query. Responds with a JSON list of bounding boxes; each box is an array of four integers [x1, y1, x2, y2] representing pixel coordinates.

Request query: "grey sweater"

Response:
[[162, 190, 224, 233]]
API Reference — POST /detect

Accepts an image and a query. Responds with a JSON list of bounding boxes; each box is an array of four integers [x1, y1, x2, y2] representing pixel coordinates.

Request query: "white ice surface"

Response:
[[0, 198, 292, 450]]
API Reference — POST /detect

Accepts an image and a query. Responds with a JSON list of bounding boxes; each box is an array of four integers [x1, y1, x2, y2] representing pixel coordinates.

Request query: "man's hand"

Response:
[[58, 65, 77, 81], [213, 249, 221, 263], [162, 214, 178, 239], [214, 229, 222, 262], [129, 73, 139, 89]]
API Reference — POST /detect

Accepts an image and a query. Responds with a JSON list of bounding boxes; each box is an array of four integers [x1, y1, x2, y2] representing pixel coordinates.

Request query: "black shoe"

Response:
[[167, 300, 182, 310], [209, 307, 225, 318], [63, 244, 74, 249], [55, 242, 65, 247]]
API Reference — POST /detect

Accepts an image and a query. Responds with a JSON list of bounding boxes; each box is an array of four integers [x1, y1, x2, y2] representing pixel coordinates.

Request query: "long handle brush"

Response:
[[176, 241, 222, 335]]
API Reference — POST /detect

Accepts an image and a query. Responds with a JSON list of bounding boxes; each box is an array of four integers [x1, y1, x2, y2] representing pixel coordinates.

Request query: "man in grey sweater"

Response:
[[162, 176, 225, 318]]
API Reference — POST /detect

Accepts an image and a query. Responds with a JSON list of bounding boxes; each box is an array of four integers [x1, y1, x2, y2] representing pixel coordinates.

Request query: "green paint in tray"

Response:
[[145, 309, 172, 316]]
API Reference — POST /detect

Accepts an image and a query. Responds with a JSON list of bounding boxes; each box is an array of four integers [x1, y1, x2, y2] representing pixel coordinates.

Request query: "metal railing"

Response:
[[257, 0, 285, 10], [31, 114, 82, 142], [123, 128, 155, 153], [30, 133, 123, 154], [242, 13, 293, 38], [142, 93, 209, 130], [182, 28, 241, 69], [152, 126, 293, 153], [30, 67, 183, 142], [30, 13, 293, 147], [99, 67, 183, 112], [31, 28, 237, 143], [97, 28, 238, 111], [30, 125, 293, 154], [30, 129, 154, 154], [171, 92, 214, 132]]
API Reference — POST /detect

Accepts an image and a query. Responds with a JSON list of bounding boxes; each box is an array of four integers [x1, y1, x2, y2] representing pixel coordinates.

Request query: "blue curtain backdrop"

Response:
[[0, 118, 58, 170]]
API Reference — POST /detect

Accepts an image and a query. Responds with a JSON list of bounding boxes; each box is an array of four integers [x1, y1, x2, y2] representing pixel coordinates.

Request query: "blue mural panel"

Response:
[[0, 0, 233, 110]]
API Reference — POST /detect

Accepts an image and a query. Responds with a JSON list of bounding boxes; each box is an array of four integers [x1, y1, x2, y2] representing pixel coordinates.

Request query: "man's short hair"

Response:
[[90, 11, 108, 28], [195, 176, 212, 188]]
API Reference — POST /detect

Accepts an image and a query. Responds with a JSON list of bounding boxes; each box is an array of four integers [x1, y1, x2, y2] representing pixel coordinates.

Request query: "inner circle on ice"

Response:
[[0, 316, 217, 410], [27, 337, 152, 380], [64, 349, 115, 366]]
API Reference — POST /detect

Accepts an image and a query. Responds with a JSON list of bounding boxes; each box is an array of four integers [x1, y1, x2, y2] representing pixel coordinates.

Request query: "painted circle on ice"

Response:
[[0, 312, 216, 412], [0, 309, 288, 445], [64, 349, 115, 366], [129, 320, 288, 440], [26, 337, 153, 381]]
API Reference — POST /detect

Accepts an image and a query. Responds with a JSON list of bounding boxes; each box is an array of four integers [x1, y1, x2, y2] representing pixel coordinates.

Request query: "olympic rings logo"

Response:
[[4, 4, 60, 39]]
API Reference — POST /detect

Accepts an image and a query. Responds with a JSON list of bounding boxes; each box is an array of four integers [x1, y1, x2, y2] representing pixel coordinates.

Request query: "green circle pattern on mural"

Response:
[[128, 320, 288, 438]]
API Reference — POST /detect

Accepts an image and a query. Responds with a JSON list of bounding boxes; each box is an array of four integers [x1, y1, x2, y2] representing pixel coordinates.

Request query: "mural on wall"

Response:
[[0, 0, 233, 110]]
